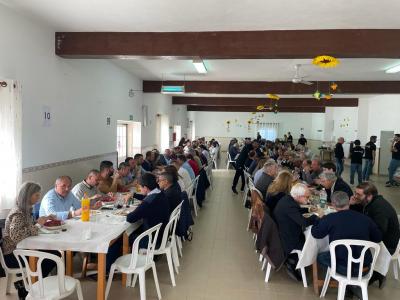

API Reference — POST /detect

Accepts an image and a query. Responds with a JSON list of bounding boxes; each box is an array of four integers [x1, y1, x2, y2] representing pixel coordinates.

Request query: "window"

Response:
[[117, 124, 127, 160], [257, 122, 279, 141]]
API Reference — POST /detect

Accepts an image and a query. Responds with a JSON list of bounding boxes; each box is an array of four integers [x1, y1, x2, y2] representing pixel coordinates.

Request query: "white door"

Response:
[[378, 130, 394, 175]]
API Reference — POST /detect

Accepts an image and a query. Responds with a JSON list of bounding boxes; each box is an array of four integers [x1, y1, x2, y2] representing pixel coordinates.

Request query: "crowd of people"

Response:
[[230, 132, 400, 298], [1, 138, 218, 299]]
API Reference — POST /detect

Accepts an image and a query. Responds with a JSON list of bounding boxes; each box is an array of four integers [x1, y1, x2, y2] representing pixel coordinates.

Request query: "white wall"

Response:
[[192, 111, 324, 139], [0, 4, 187, 171]]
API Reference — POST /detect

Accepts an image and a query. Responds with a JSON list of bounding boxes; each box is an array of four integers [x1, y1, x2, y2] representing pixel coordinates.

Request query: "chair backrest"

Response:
[[393, 238, 400, 259], [192, 175, 200, 192], [129, 223, 162, 269], [227, 152, 232, 161], [248, 178, 255, 191], [170, 201, 183, 221], [158, 213, 180, 250], [329, 239, 380, 281], [249, 189, 265, 233], [13, 249, 66, 299], [0, 247, 14, 273]]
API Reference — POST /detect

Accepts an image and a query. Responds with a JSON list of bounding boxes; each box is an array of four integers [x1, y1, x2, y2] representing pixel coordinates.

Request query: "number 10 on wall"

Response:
[[42, 105, 52, 127]]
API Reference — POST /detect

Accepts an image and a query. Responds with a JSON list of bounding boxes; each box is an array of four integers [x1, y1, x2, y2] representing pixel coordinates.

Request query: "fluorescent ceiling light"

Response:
[[161, 85, 185, 94], [193, 59, 207, 74], [385, 64, 400, 74]]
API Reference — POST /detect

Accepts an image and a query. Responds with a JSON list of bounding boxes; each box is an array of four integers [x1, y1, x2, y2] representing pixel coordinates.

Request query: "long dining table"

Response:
[[17, 208, 142, 300]]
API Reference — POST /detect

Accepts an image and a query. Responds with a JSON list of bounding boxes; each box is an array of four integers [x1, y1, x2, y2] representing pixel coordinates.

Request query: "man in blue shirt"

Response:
[[39, 176, 82, 220], [177, 154, 195, 180]]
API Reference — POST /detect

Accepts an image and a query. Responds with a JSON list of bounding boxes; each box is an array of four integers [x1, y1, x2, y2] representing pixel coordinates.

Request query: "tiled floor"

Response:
[[2, 167, 400, 299]]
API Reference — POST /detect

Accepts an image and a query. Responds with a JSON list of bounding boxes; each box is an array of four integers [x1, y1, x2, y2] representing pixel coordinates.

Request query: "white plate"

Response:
[[43, 224, 64, 230]]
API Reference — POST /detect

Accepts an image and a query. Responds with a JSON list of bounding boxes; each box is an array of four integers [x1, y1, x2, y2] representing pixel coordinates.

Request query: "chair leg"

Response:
[[261, 258, 266, 271], [138, 271, 146, 300], [337, 282, 347, 300], [105, 264, 116, 300], [393, 258, 399, 280], [166, 249, 176, 286], [320, 268, 330, 298], [171, 241, 180, 273], [131, 274, 138, 288], [193, 196, 198, 217], [81, 253, 88, 278], [300, 267, 307, 288], [5, 273, 12, 295], [265, 263, 272, 283], [152, 264, 162, 300], [258, 254, 263, 262], [360, 283, 369, 300], [176, 237, 183, 257], [75, 280, 84, 300]]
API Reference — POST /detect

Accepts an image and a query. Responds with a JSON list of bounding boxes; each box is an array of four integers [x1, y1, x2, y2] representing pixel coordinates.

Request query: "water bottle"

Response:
[[319, 188, 327, 209]]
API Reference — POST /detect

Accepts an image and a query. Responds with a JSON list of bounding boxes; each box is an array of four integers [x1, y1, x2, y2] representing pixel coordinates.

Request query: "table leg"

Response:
[[29, 256, 38, 283], [97, 253, 106, 300], [65, 250, 73, 276], [313, 261, 319, 295], [122, 232, 129, 286]]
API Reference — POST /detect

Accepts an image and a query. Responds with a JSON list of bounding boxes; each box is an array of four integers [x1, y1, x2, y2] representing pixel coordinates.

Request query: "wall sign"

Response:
[[42, 105, 51, 127], [106, 116, 111, 126]]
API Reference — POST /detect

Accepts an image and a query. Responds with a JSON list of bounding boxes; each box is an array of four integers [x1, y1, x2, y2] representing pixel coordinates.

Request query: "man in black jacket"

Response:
[[274, 183, 318, 281], [334, 137, 345, 177], [349, 140, 364, 185], [127, 173, 170, 247], [319, 172, 353, 203], [350, 182, 400, 287], [158, 171, 182, 213]]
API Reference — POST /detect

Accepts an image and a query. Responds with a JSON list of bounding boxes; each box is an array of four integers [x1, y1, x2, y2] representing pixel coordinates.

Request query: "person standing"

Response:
[[232, 140, 259, 194], [349, 140, 364, 185], [386, 134, 400, 187], [287, 132, 293, 144], [363, 136, 377, 181], [334, 137, 345, 177], [298, 134, 307, 146]]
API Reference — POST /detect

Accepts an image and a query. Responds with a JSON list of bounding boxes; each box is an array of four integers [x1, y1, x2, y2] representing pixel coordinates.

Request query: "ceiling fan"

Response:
[[292, 64, 313, 85]]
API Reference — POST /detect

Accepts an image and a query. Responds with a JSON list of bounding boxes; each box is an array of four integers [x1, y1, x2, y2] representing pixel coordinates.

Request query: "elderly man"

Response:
[[319, 172, 353, 203], [39, 176, 82, 220], [177, 154, 195, 180], [72, 169, 102, 201], [254, 160, 278, 199], [312, 191, 382, 296], [350, 182, 400, 287], [302, 159, 322, 185], [274, 183, 319, 281], [334, 137, 345, 177]]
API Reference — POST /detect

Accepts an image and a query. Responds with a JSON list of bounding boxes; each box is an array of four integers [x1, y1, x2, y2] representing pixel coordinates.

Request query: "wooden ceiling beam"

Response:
[[56, 30, 400, 59], [187, 106, 325, 113], [173, 97, 358, 107], [144, 80, 400, 94]]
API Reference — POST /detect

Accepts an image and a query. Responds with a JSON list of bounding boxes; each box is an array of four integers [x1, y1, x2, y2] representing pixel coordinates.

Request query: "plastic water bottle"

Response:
[[319, 188, 327, 209]]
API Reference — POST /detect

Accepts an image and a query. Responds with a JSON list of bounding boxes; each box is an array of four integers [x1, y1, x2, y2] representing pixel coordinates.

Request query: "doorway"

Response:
[[117, 121, 142, 163], [173, 125, 181, 147]]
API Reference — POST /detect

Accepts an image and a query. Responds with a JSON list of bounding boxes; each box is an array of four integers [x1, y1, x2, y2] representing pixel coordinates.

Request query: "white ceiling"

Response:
[[2, 0, 400, 31], [113, 58, 400, 81]]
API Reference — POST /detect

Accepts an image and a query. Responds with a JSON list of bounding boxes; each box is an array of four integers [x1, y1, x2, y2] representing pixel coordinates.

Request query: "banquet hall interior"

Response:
[[1, 1, 400, 300]]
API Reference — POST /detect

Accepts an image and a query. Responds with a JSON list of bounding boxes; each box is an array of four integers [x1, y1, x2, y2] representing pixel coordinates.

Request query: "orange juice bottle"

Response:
[[81, 193, 90, 222]]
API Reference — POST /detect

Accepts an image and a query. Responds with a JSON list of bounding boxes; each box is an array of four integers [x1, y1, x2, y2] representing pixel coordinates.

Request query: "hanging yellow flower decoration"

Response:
[[325, 94, 333, 100], [247, 120, 252, 124], [256, 105, 265, 111], [267, 94, 280, 100], [330, 82, 338, 91], [313, 55, 340, 68], [251, 112, 256, 114], [226, 120, 231, 125], [313, 90, 321, 100]]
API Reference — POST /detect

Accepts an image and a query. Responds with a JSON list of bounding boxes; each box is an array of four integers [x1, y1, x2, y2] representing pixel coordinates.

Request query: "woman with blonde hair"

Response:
[[265, 170, 294, 212]]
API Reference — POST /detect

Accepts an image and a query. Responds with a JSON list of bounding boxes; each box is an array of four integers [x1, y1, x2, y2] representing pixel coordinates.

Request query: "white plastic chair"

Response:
[[226, 152, 235, 169], [154, 213, 180, 286], [391, 238, 400, 280], [13, 249, 83, 300], [242, 171, 252, 206], [0, 247, 24, 295], [320, 239, 380, 300], [187, 176, 200, 217], [170, 202, 184, 259], [106, 223, 162, 300], [205, 162, 213, 190]]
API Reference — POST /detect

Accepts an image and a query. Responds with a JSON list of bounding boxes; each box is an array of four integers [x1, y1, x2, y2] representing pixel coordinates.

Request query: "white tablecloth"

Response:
[[17, 210, 141, 253], [296, 227, 392, 276]]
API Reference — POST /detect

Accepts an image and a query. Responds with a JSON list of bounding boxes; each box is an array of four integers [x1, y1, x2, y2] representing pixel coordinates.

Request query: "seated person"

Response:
[[300, 159, 312, 183], [116, 162, 136, 191], [158, 168, 182, 213], [177, 154, 195, 180], [244, 150, 256, 170], [171, 159, 191, 190], [309, 159, 323, 185], [229, 143, 240, 161], [124, 157, 138, 184], [265, 170, 293, 212], [274, 183, 318, 281], [253, 158, 268, 181], [186, 153, 200, 176], [2, 182, 59, 297], [322, 161, 336, 173], [126, 173, 170, 246], [319, 172, 353, 203], [97, 160, 122, 194], [39, 176, 82, 220], [72, 169, 103, 205], [254, 160, 278, 199], [351, 182, 400, 287], [141, 151, 154, 172], [248, 152, 265, 175], [312, 191, 382, 277]]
